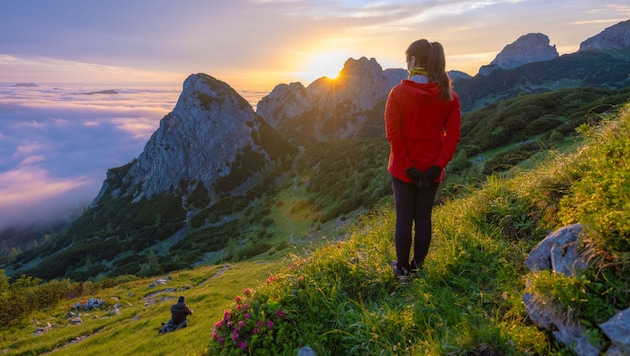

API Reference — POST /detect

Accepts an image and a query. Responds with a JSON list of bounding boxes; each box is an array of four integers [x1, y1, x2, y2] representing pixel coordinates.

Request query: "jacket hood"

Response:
[[400, 80, 442, 102]]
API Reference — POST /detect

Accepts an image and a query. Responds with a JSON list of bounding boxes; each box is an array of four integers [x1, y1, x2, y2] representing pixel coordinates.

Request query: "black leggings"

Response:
[[391, 174, 439, 269]]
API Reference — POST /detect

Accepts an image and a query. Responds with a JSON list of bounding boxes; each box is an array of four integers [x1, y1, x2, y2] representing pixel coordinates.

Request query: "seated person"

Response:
[[170, 295, 193, 327]]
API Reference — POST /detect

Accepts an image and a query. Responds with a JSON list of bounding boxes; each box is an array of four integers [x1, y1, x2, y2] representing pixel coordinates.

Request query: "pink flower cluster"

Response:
[[211, 287, 287, 352]]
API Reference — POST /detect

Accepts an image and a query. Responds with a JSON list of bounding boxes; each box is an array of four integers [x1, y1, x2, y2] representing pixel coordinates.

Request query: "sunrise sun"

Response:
[[307, 51, 347, 81]]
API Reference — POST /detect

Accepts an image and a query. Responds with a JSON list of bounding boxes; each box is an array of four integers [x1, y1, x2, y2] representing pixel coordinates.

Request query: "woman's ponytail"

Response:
[[426, 42, 453, 101]]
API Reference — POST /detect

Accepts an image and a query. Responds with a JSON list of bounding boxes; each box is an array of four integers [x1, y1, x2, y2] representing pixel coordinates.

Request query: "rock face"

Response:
[[579, 19, 630, 52], [255, 82, 311, 130], [93, 73, 295, 204], [479, 33, 559, 76], [524, 223, 587, 275], [523, 224, 630, 355], [600, 309, 630, 355], [256, 57, 395, 143]]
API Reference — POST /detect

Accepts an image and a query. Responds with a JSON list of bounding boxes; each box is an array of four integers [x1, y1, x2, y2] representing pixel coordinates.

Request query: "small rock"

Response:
[[600, 308, 630, 355], [298, 346, 317, 356]]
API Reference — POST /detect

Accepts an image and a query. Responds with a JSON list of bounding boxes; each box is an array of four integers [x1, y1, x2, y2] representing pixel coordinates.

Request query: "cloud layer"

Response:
[[0, 83, 181, 230]]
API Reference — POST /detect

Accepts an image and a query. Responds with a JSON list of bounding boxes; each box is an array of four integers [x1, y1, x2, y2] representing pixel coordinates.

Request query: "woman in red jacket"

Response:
[[385, 39, 461, 280]]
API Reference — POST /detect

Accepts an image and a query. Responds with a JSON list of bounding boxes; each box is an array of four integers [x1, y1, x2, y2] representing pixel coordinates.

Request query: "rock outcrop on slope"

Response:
[[579, 19, 630, 54], [523, 224, 630, 355], [479, 33, 559, 76], [93, 73, 296, 205]]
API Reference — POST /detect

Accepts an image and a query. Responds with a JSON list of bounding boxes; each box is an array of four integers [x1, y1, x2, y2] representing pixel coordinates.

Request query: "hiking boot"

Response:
[[390, 261, 409, 281], [409, 259, 421, 274]]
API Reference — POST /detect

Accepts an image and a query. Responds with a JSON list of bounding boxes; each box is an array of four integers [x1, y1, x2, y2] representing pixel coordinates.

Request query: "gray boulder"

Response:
[[523, 224, 629, 355], [600, 308, 630, 354], [525, 223, 586, 275], [85, 298, 105, 310]]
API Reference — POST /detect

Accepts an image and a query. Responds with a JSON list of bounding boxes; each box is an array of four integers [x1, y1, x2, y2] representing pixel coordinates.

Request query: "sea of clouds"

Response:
[[0, 82, 268, 231]]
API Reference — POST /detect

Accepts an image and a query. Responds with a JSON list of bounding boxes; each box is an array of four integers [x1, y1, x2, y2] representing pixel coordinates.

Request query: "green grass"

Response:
[[2, 102, 628, 355], [208, 103, 630, 355], [0, 262, 284, 355]]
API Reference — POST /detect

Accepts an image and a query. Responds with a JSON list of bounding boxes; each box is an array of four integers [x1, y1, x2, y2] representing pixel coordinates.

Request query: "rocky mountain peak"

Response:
[[307, 57, 390, 110], [255, 82, 309, 128], [479, 33, 558, 76], [579, 19, 630, 52], [339, 57, 384, 80], [93, 73, 289, 205], [256, 57, 394, 143]]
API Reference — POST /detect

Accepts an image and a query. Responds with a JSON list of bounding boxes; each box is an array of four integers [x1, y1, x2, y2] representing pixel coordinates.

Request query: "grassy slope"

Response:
[[0, 261, 284, 355], [207, 103, 630, 355], [2, 102, 628, 355]]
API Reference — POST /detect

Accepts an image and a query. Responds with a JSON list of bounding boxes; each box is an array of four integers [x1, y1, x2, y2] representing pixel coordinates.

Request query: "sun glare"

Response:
[[307, 51, 347, 81]]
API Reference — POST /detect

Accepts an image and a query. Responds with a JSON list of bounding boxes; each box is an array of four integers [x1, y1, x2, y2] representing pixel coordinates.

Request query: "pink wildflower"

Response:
[[245, 312, 251, 319], [238, 321, 245, 329], [257, 320, 263, 327], [244, 288, 252, 296], [238, 341, 248, 350], [267, 320, 273, 329], [218, 337, 224, 344], [235, 296, 242, 304], [275, 310, 285, 318], [212, 333, 218, 340], [232, 330, 239, 341], [253, 328, 258, 335]]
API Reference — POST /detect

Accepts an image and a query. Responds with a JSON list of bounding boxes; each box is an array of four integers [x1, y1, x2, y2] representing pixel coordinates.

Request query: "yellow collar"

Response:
[[408, 67, 429, 79]]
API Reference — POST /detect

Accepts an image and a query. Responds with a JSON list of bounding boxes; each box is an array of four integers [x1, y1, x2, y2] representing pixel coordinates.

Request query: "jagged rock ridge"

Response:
[[93, 73, 295, 205], [257, 57, 403, 143], [579, 19, 630, 53], [479, 33, 559, 76]]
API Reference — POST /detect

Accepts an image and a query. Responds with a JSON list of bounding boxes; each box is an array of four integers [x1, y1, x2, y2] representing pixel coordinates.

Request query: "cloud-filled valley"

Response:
[[0, 83, 182, 230]]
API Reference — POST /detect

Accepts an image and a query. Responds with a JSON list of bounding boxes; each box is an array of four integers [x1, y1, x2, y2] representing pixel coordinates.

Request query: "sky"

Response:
[[1, 0, 628, 89], [0, 0, 628, 232]]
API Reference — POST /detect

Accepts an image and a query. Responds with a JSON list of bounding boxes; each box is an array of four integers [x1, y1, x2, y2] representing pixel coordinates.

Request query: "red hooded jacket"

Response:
[[385, 80, 461, 183]]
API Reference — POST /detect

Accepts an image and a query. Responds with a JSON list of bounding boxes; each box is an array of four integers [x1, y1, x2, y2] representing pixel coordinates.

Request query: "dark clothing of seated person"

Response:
[[170, 296, 193, 326]]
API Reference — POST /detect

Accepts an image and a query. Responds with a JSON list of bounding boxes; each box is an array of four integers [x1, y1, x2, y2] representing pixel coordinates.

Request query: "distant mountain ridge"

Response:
[[579, 18, 630, 52], [257, 19, 630, 138], [256, 57, 401, 143], [479, 33, 559, 76]]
